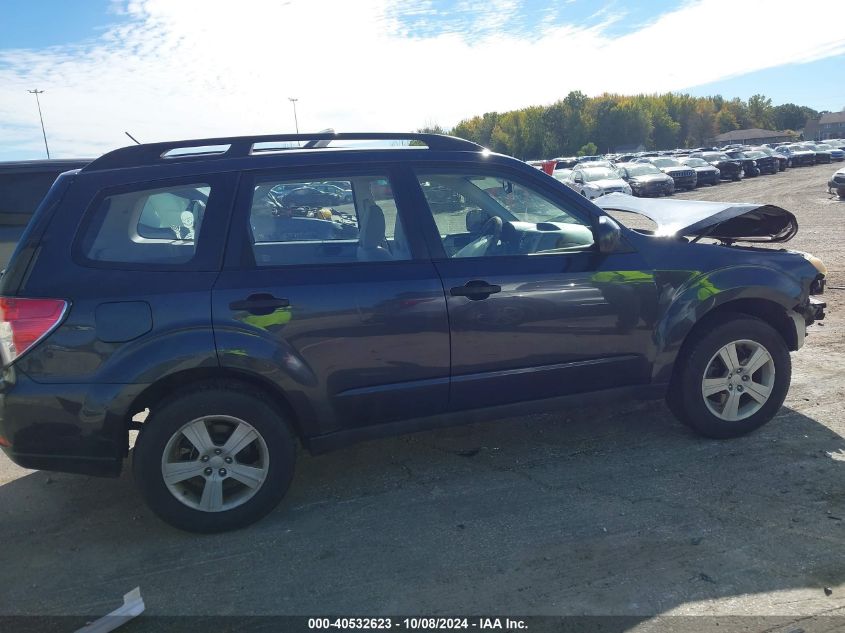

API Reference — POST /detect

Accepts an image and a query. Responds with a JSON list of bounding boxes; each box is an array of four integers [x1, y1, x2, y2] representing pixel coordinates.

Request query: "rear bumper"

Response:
[[0, 369, 144, 477]]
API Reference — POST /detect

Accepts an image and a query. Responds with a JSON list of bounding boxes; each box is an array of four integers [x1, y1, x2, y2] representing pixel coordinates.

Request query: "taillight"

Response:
[[0, 297, 67, 365]]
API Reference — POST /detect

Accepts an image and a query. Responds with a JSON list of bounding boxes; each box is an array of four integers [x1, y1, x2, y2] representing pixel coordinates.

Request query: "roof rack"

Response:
[[83, 132, 483, 172]]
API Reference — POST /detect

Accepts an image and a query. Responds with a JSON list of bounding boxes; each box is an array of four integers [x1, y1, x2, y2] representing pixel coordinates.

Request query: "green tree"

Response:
[[587, 95, 652, 152], [445, 91, 820, 157], [687, 100, 716, 146], [747, 94, 774, 129], [578, 142, 598, 156], [722, 98, 750, 129], [715, 109, 739, 133], [772, 103, 819, 131], [645, 100, 681, 149]]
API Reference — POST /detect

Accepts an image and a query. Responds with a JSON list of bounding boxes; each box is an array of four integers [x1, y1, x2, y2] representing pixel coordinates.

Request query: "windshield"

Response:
[[744, 151, 765, 158], [582, 168, 619, 182], [682, 158, 708, 167], [816, 144, 832, 150], [702, 153, 730, 161], [651, 158, 681, 167], [625, 164, 662, 176]]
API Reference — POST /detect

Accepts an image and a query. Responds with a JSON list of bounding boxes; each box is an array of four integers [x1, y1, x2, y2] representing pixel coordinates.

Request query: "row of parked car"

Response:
[[530, 139, 845, 199]]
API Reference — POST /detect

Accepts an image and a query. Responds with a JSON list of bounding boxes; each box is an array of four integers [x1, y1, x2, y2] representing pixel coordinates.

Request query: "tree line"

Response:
[[421, 92, 820, 159]]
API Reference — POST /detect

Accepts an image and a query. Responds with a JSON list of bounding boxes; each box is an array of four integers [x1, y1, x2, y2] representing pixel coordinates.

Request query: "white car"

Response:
[[566, 166, 632, 199], [552, 167, 573, 183]]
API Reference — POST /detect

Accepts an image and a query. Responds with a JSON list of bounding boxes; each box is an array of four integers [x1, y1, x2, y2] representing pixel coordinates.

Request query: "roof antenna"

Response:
[[125, 131, 141, 145]]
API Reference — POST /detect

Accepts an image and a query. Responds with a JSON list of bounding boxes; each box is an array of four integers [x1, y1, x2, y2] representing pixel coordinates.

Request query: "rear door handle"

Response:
[[229, 294, 290, 314], [449, 280, 501, 300]]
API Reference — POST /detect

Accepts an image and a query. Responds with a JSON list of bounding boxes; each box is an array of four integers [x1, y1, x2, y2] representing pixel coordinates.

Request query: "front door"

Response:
[[407, 166, 658, 410], [212, 166, 450, 436]]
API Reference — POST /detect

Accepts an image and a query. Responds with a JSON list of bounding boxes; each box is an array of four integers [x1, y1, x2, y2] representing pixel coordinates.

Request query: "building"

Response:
[[807, 111, 845, 140], [711, 128, 792, 146]]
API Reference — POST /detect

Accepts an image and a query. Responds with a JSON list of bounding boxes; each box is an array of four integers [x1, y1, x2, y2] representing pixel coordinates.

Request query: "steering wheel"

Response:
[[454, 216, 503, 258]]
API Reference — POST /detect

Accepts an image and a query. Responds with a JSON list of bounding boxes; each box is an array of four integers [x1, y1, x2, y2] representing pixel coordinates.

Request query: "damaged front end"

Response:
[[594, 193, 827, 342], [594, 193, 799, 243]]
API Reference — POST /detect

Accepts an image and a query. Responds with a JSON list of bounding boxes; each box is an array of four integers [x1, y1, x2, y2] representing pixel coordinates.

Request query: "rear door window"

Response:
[[247, 174, 411, 267]]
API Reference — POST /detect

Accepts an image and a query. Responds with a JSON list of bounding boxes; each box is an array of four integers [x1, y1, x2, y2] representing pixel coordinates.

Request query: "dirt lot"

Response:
[[0, 163, 844, 632]]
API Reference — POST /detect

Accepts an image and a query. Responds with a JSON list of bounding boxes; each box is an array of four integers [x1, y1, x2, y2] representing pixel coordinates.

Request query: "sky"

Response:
[[1, 0, 844, 160]]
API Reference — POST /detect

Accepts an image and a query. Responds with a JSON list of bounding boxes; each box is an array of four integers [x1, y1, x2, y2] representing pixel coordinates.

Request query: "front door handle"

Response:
[[229, 293, 290, 314], [450, 280, 501, 300]]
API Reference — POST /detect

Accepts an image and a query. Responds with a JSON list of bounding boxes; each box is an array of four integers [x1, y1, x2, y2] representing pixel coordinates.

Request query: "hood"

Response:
[[594, 193, 798, 243], [589, 178, 628, 189], [629, 173, 670, 182]]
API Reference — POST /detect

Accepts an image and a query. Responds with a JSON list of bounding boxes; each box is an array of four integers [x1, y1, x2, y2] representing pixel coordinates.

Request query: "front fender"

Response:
[[651, 265, 804, 384]]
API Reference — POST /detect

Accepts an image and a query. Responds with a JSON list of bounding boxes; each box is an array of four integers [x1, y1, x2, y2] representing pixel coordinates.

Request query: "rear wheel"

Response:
[[133, 384, 296, 532], [667, 315, 791, 439]]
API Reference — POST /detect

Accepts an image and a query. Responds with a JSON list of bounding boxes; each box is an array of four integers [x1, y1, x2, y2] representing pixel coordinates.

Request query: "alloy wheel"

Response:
[[161, 415, 269, 512], [701, 339, 775, 422]]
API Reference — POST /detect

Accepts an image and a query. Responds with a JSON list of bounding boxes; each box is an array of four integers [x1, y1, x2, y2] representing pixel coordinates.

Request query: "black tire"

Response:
[[666, 314, 791, 439], [133, 383, 296, 532]]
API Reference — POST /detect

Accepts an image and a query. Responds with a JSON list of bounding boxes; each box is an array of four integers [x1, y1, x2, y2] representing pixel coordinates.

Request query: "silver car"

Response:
[[566, 166, 632, 199]]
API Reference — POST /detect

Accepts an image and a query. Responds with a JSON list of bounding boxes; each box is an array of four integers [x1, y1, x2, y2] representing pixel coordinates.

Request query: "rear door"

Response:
[[212, 165, 450, 437]]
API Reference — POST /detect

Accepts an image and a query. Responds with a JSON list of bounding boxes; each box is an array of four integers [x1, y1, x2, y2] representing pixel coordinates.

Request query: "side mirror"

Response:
[[466, 208, 491, 233], [595, 215, 621, 254], [574, 176, 584, 184]]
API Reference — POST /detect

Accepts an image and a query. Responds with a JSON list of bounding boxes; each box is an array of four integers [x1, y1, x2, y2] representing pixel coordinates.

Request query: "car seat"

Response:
[[356, 202, 392, 261]]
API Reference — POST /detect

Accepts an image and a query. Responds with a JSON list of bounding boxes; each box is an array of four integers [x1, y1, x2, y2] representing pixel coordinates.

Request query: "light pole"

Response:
[[288, 97, 300, 134], [28, 89, 50, 158]]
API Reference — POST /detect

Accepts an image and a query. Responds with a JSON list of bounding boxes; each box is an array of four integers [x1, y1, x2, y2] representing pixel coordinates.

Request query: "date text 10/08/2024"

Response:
[[308, 618, 528, 630]]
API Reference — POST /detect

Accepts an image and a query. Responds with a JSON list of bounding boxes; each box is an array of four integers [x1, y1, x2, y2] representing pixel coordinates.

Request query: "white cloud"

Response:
[[1, 0, 844, 158]]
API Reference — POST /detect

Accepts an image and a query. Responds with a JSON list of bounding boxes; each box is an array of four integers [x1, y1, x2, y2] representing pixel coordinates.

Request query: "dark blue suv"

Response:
[[0, 133, 827, 532]]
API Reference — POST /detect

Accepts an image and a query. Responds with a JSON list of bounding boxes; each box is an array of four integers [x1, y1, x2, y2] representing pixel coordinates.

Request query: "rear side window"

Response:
[[248, 175, 410, 266], [79, 182, 210, 265]]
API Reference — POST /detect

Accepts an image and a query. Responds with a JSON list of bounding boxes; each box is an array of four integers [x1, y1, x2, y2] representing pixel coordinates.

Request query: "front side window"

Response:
[[248, 175, 410, 267], [415, 171, 594, 258], [79, 182, 210, 265]]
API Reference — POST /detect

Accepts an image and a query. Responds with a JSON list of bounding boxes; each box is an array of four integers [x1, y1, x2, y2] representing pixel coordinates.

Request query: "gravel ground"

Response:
[[0, 163, 843, 632]]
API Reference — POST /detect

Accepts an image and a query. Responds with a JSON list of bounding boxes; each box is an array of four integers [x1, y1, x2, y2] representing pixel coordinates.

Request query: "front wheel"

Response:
[[133, 384, 296, 532], [667, 315, 791, 439]]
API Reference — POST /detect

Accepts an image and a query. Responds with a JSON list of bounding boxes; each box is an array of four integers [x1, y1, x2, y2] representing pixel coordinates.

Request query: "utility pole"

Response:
[[288, 97, 300, 134], [28, 89, 50, 158]]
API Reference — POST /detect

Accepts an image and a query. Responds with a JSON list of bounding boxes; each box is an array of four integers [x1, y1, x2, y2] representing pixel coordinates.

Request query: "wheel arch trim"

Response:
[[126, 367, 316, 444]]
